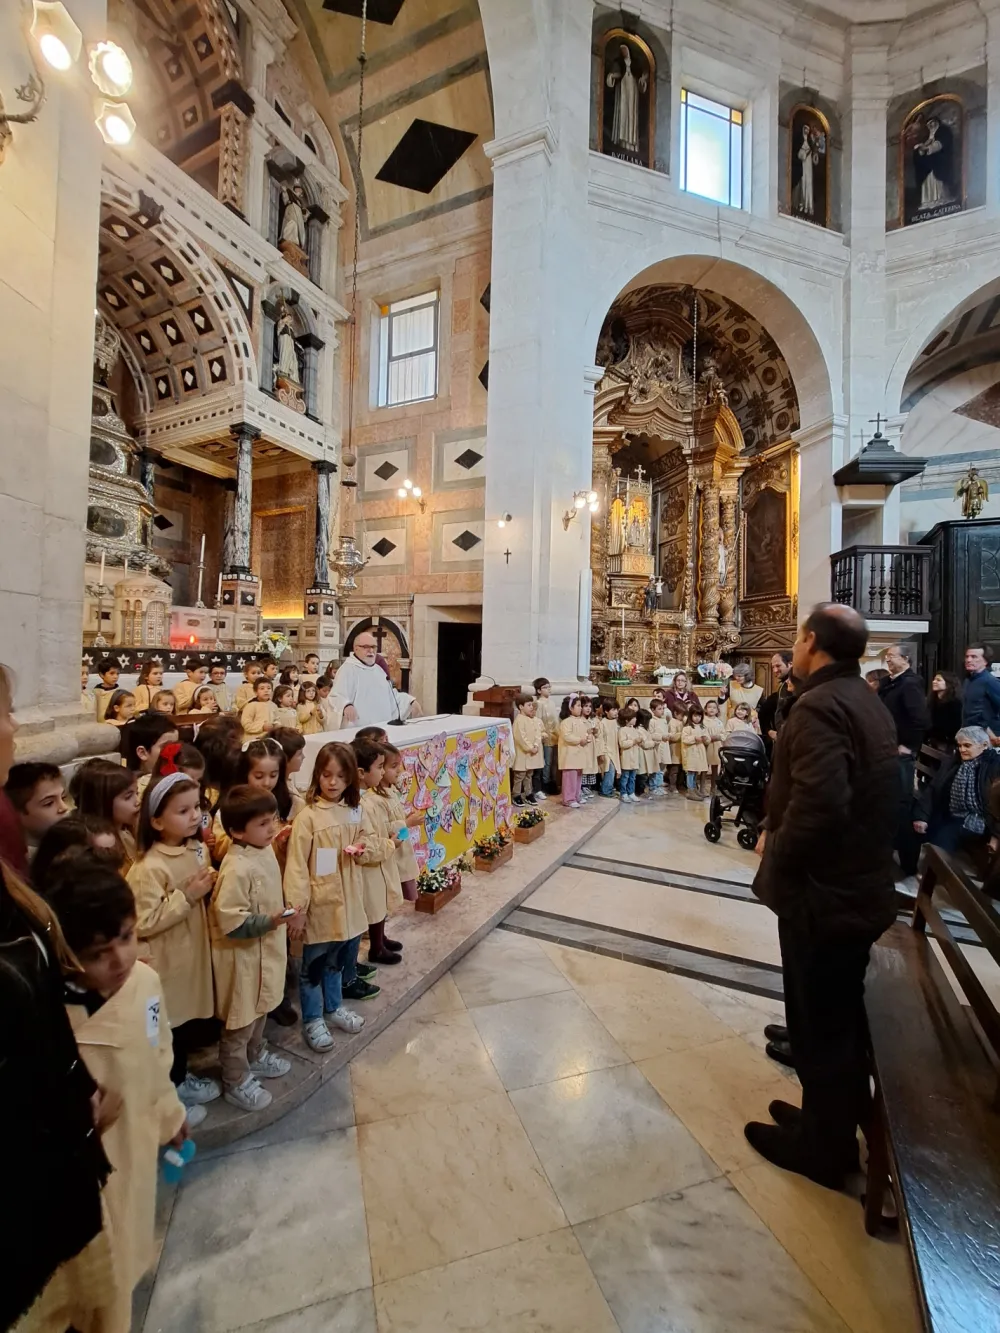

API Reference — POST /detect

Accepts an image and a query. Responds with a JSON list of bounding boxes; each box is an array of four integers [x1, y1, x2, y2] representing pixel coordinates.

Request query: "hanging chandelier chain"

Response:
[[344, 0, 368, 537], [692, 288, 699, 404]]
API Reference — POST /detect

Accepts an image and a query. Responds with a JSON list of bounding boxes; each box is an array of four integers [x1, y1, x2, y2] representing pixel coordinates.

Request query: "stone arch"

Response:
[[477, 0, 546, 138], [299, 106, 342, 180], [887, 270, 1000, 414], [586, 253, 836, 427], [98, 173, 259, 409]]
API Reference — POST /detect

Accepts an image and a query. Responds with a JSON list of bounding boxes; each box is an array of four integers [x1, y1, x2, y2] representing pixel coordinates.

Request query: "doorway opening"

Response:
[[436, 622, 482, 713]]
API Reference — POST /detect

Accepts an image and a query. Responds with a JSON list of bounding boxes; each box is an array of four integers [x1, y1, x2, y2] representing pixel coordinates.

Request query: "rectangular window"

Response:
[[376, 291, 439, 408], [678, 89, 743, 209]]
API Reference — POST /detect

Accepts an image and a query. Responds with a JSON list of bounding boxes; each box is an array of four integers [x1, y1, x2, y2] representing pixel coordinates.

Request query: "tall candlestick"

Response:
[[99, 551, 105, 587], [257, 578, 263, 613], [621, 606, 625, 641], [216, 571, 222, 601], [199, 533, 206, 563]]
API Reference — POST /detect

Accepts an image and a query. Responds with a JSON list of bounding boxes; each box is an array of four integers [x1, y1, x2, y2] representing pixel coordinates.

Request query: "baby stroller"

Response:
[[703, 730, 768, 850]]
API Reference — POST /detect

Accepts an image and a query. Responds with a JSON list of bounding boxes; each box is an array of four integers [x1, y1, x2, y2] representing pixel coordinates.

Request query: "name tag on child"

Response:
[[146, 996, 160, 1046], [315, 847, 338, 876]]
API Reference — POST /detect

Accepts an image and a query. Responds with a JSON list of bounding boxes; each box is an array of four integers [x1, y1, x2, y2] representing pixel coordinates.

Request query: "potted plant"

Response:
[[472, 830, 513, 872], [414, 862, 463, 914], [512, 807, 546, 844]]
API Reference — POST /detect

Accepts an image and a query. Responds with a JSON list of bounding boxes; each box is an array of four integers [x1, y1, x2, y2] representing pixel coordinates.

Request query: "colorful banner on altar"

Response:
[[396, 726, 512, 871]]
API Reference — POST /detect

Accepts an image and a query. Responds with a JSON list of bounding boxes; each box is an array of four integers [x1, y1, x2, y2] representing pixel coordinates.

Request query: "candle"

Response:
[[199, 533, 206, 564], [216, 572, 222, 602], [99, 552, 105, 587], [123, 558, 128, 578], [257, 577, 263, 611], [621, 606, 625, 640]]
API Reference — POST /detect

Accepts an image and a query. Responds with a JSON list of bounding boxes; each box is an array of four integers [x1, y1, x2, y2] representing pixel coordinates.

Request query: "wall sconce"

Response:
[[397, 477, 426, 514], [1, 3, 135, 164], [562, 490, 599, 530], [497, 513, 512, 528]]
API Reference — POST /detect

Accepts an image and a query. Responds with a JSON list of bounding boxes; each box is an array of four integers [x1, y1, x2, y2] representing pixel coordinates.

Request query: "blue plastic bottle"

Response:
[[161, 1137, 197, 1183]]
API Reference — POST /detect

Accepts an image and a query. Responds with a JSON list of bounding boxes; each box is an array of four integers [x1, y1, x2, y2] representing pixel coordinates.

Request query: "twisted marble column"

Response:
[[227, 422, 259, 574], [312, 459, 336, 587], [699, 482, 721, 628], [719, 493, 739, 627]]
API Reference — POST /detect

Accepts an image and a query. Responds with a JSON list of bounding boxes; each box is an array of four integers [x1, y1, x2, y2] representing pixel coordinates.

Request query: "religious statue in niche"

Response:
[[744, 488, 787, 600], [274, 303, 306, 415], [956, 465, 989, 519], [901, 95, 964, 225], [278, 181, 310, 278], [598, 30, 655, 169], [788, 105, 829, 227]]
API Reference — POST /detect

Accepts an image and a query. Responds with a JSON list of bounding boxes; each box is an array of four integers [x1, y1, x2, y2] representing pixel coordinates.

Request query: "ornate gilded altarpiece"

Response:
[[591, 292, 799, 677]]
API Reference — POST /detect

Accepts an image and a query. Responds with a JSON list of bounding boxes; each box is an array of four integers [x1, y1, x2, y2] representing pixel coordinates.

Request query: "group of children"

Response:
[[3, 715, 422, 1329], [85, 651, 339, 741], [511, 677, 760, 808]]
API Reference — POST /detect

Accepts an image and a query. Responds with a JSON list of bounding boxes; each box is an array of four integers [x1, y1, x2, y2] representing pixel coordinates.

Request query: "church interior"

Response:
[[3, 0, 1000, 1329]]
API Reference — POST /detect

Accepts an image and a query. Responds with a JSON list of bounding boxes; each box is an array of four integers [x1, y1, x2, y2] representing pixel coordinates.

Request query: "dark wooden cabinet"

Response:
[[919, 519, 1000, 677]]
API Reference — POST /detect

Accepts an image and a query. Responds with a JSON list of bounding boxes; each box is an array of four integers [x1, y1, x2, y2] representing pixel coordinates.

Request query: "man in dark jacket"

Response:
[[746, 603, 898, 1188], [961, 644, 1000, 737], [878, 643, 930, 875], [757, 651, 793, 755]]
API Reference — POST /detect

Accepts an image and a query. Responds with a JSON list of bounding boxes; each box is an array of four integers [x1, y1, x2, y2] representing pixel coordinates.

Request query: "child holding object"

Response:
[[283, 742, 372, 1051], [682, 704, 710, 800], [126, 773, 219, 1118], [210, 786, 301, 1111]]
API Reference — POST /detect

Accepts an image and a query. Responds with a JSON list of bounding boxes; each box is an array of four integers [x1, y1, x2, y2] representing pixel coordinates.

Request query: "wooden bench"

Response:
[[864, 845, 1000, 1331]]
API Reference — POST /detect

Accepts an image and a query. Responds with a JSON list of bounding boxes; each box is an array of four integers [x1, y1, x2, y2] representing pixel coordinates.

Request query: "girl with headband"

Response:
[[126, 771, 219, 1123]]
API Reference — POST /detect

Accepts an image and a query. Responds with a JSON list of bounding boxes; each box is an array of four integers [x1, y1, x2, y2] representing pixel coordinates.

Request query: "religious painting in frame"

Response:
[[742, 488, 788, 602], [788, 104, 830, 228], [597, 30, 656, 169], [900, 94, 964, 226]]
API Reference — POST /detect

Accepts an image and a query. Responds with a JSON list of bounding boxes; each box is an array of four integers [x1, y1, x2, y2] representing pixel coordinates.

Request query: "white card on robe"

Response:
[[315, 847, 338, 876]]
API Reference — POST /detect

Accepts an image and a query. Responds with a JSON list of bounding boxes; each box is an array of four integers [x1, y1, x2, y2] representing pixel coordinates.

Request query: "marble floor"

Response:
[[140, 798, 923, 1333]]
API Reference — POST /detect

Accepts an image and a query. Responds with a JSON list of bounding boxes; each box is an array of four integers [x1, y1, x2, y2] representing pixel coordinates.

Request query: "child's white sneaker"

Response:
[[177, 1072, 221, 1105], [304, 1018, 335, 1052], [328, 1006, 364, 1034], [224, 1076, 272, 1112], [250, 1046, 292, 1079], [184, 1103, 207, 1130]]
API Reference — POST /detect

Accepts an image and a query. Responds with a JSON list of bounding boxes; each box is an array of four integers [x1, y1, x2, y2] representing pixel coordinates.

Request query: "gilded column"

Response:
[[719, 491, 739, 629], [698, 480, 721, 630]]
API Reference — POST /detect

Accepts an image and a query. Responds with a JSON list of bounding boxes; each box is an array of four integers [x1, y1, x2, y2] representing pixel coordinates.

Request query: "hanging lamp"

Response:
[[330, 0, 369, 593]]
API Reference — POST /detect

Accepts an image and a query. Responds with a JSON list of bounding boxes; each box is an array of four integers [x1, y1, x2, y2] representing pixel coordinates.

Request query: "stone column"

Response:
[[843, 32, 890, 453], [221, 480, 237, 573], [311, 460, 336, 587], [228, 423, 258, 574], [796, 416, 848, 612], [477, 0, 594, 691], [0, 0, 106, 720]]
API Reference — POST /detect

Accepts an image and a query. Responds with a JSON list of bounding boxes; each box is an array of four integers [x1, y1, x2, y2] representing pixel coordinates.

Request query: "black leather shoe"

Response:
[[764, 1023, 789, 1044], [743, 1122, 846, 1190], [768, 1099, 801, 1130], [765, 1039, 796, 1069], [268, 999, 298, 1027]]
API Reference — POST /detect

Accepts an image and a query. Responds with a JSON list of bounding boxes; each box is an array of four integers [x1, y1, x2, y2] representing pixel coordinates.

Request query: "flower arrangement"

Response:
[[417, 863, 462, 894], [472, 830, 510, 861], [255, 628, 291, 659], [513, 807, 545, 829], [652, 664, 674, 685], [607, 659, 639, 682], [696, 660, 733, 683]]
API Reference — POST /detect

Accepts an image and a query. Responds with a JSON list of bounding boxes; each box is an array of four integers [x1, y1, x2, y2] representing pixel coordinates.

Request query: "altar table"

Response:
[[291, 714, 514, 872]]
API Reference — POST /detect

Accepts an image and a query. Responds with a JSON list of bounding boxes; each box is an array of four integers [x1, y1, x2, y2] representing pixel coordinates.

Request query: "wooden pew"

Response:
[[864, 845, 1000, 1331]]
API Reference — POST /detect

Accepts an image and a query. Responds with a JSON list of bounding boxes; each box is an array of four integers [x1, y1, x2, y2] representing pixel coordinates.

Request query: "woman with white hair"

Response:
[[913, 725, 1000, 862]]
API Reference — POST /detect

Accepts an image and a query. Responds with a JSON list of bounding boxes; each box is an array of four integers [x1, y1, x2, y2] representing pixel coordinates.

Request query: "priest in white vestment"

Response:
[[331, 632, 420, 725]]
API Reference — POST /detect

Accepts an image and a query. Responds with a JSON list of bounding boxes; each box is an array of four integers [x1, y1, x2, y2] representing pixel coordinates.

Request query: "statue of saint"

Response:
[[280, 183, 307, 249], [606, 45, 648, 159], [275, 307, 300, 382], [956, 465, 989, 519], [608, 494, 626, 556]]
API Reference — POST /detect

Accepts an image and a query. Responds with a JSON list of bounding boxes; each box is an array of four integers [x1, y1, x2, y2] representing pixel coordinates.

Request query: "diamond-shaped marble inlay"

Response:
[[100, 286, 124, 309], [374, 460, 400, 482], [155, 376, 171, 400], [125, 271, 151, 299], [161, 320, 182, 345], [372, 537, 397, 558], [452, 529, 481, 552], [137, 329, 156, 354], [454, 448, 483, 471], [193, 33, 213, 59], [181, 366, 198, 391], [208, 356, 227, 382], [189, 305, 212, 334], [106, 216, 138, 242], [152, 257, 181, 286]]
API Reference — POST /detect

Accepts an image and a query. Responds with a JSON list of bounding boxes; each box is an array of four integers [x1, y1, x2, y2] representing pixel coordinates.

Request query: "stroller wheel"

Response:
[[709, 795, 721, 823], [737, 826, 759, 851], [704, 822, 721, 843]]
